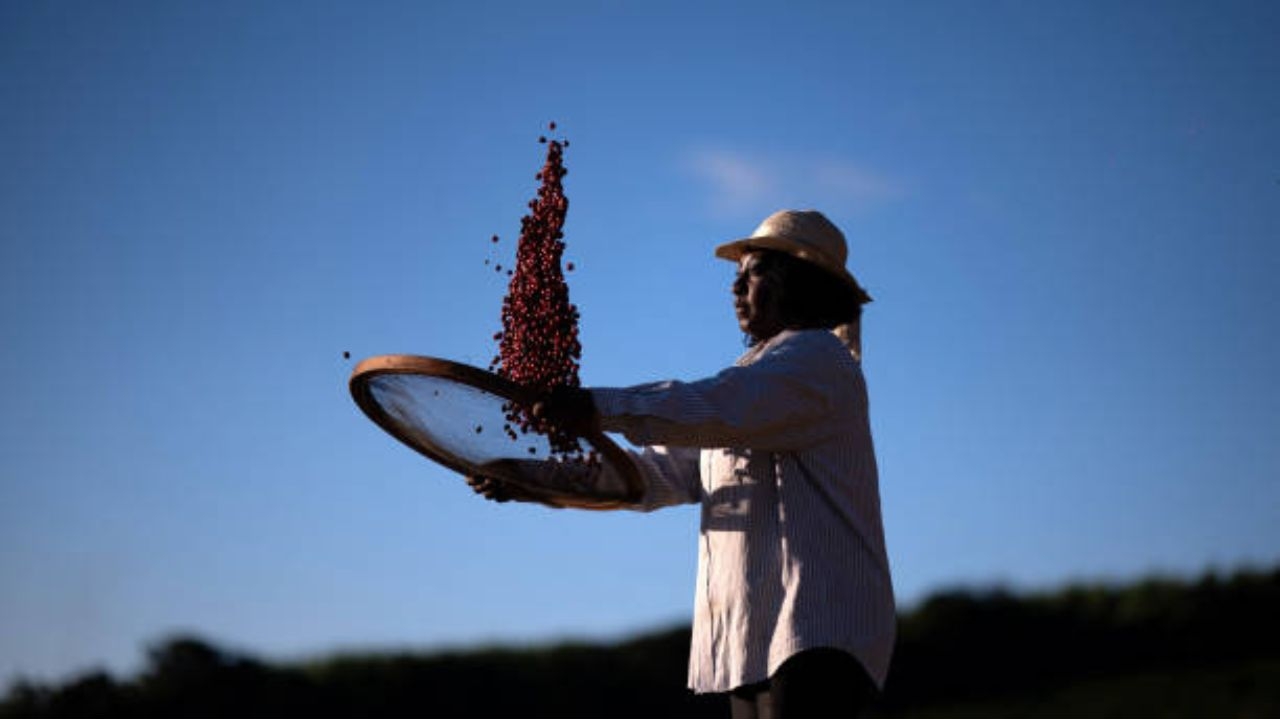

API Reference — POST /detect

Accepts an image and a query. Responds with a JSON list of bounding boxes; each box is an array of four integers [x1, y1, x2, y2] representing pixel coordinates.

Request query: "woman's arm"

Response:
[[465, 444, 700, 511], [591, 330, 859, 450], [623, 444, 701, 511]]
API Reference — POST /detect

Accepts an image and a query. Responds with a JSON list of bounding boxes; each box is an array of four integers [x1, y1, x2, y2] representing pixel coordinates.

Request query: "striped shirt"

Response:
[[590, 328, 896, 693]]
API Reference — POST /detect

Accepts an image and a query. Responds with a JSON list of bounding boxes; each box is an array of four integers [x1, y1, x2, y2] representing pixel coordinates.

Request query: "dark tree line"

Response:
[[880, 566, 1280, 712], [4, 565, 1278, 718]]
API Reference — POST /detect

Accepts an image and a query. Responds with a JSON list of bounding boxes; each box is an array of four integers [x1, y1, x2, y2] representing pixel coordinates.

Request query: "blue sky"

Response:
[[2, 0, 1278, 685]]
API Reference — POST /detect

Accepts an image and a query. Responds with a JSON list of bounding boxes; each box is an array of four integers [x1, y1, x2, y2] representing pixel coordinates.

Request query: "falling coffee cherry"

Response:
[[490, 130, 586, 463], [343, 351, 350, 359]]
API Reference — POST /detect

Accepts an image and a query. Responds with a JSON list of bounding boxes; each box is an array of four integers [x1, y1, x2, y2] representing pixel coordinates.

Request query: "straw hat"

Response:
[[714, 209, 872, 304]]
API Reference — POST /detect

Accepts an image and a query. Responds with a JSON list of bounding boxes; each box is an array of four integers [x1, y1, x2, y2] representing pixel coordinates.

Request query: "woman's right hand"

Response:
[[531, 386, 601, 437]]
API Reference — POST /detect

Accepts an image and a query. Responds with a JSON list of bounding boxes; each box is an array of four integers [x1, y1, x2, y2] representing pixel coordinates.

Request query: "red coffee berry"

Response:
[[489, 132, 587, 462]]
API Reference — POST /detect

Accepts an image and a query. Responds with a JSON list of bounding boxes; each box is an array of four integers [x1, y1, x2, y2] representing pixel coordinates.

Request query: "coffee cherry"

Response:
[[487, 130, 588, 461]]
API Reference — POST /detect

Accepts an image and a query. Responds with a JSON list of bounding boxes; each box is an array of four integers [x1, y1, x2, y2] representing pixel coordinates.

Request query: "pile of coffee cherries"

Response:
[[489, 124, 584, 460]]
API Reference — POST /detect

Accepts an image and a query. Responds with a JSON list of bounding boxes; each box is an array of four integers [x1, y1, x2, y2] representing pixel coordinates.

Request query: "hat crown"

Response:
[[751, 210, 848, 266], [713, 208, 871, 304]]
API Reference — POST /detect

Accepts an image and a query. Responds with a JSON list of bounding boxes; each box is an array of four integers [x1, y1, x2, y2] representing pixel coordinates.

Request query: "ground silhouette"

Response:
[[4, 566, 1277, 718]]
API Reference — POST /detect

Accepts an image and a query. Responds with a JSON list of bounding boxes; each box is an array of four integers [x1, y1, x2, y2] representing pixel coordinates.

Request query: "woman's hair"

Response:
[[753, 249, 866, 330]]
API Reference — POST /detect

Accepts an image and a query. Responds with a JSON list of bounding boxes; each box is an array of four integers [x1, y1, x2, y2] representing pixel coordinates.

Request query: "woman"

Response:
[[471, 210, 895, 718]]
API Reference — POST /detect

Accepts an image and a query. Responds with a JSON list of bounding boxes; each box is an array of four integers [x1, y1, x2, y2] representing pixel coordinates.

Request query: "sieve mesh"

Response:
[[367, 372, 579, 468], [350, 355, 641, 509]]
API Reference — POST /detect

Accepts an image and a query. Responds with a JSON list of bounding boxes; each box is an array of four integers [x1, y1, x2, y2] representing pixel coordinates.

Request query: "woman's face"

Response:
[[733, 252, 786, 342]]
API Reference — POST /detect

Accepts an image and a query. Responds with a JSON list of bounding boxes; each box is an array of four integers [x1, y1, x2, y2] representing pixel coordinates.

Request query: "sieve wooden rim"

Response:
[[349, 354, 644, 511]]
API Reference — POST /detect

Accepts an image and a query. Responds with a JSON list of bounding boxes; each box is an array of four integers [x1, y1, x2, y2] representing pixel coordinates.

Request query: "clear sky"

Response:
[[2, 0, 1278, 686]]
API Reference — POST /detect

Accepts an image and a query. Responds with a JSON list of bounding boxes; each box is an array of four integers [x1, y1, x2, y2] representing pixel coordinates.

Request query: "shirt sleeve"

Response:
[[623, 445, 702, 511], [491, 445, 699, 511], [589, 331, 852, 451]]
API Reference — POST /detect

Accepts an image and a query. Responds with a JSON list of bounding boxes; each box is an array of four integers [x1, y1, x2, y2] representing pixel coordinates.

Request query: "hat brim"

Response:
[[715, 236, 873, 304]]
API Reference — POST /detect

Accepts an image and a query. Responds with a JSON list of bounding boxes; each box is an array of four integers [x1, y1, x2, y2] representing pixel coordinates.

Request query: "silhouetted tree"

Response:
[[4, 566, 1278, 718]]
